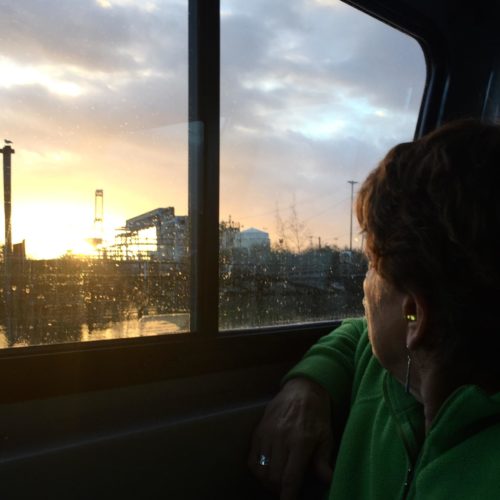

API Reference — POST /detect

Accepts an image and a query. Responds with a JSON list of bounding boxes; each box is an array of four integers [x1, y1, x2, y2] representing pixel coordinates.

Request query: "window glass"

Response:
[[220, 0, 426, 329], [0, 0, 188, 348]]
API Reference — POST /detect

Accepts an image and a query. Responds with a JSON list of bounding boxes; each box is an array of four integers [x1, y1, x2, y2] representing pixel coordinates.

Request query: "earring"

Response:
[[405, 314, 417, 322], [405, 350, 411, 394]]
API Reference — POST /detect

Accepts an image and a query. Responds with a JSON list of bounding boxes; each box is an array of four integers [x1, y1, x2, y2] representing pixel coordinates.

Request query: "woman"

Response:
[[249, 120, 500, 499]]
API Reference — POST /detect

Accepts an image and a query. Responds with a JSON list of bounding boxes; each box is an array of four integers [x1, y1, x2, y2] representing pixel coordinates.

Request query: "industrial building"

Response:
[[110, 207, 189, 262], [105, 207, 270, 262]]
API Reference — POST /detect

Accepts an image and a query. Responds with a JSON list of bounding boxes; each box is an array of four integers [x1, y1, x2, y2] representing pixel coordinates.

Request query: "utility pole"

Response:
[[94, 189, 104, 245], [348, 180, 358, 251], [1, 141, 15, 345]]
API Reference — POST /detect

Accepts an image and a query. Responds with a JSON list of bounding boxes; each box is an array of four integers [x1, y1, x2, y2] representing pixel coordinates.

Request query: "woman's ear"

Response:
[[402, 294, 429, 350]]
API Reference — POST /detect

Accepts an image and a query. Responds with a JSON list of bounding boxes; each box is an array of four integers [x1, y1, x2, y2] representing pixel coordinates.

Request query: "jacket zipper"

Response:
[[401, 446, 426, 500], [401, 464, 414, 500]]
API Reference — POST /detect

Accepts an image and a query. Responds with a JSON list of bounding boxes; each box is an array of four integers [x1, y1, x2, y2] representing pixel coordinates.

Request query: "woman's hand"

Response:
[[249, 377, 334, 500]]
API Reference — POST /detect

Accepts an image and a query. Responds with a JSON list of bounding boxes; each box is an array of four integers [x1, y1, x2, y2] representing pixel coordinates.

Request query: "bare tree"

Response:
[[275, 203, 289, 252], [274, 195, 310, 253]]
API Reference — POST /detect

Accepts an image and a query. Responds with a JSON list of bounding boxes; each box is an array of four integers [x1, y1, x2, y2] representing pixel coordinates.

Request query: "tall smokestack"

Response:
[[1, 141, 15, 345]]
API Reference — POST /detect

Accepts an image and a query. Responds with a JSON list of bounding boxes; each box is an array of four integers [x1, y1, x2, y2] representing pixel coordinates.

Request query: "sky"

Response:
[[0, 0, 426, 259]]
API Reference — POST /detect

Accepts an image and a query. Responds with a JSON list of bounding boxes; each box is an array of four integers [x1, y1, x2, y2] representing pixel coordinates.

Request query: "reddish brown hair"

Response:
[[357, 119, 500, 370]]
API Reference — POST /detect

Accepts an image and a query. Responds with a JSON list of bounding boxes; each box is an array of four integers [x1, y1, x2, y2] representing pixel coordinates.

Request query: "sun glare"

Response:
[[70, 239, 100, 257], [7, 201, 95, 259], [33, 235, 99, 260]]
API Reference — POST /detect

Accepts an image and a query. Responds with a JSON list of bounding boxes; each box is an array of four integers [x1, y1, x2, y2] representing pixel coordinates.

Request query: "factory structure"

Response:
[[105, 206, 270, 262]]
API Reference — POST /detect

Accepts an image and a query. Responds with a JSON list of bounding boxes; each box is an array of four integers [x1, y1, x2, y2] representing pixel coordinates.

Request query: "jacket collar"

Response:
[[384, 371, 500, 462], [383, 372, 424, 462]]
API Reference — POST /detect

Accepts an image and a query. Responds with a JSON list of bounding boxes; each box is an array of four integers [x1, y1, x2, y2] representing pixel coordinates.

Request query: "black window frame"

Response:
[[0, 0, 450, 404]]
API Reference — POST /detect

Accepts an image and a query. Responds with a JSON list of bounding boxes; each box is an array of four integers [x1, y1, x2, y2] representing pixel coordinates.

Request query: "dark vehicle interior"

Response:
[[1, 0, 499, 498]]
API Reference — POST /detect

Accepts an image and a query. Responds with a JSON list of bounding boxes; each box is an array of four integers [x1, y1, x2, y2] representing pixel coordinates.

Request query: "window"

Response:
[[219, 0, 426, 329], [0, 0, 189, 348], [0, 0, 426, 349]]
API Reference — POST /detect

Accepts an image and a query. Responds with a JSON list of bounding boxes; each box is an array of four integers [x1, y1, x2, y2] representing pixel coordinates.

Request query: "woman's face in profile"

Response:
[[363, 264, 408, 383]]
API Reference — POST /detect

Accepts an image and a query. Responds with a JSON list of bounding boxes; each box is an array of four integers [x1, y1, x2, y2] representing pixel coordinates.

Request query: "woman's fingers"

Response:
[[249, 378, 333, 498], [248, 433, 272, 483], [280, 441, 316, 500], [249, 431, 288, 491], [313, 436, 334, 483], [269, 435, 294, 489]]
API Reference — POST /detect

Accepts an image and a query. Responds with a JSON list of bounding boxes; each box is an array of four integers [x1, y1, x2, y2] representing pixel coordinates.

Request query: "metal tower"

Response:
[[94, 189, 104, 244]]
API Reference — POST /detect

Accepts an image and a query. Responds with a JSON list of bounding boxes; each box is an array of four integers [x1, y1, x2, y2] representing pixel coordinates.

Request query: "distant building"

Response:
[[116, 210, 268, 261], [124, 207, 188, 262], [220, 219, 241, 250], [239, 227, 270, 251]]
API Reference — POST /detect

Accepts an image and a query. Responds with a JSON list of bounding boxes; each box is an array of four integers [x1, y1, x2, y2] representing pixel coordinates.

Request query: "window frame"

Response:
[[0, 0, 450, 403], [188, 0, 220, 335]]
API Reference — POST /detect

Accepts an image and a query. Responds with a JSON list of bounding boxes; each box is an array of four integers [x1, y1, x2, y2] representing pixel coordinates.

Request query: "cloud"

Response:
[[218, 0, 425, 245], [0, 0, 186, 72], [0, 0, 426, 255]]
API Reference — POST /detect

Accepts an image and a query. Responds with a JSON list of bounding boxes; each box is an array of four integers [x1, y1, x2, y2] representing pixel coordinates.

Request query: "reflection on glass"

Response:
[[0, 0, 189, 348], [219, 0, 426, 329]]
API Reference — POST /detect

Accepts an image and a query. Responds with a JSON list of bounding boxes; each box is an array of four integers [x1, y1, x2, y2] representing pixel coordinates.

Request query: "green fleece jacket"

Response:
[[285, 318, 500, 499]]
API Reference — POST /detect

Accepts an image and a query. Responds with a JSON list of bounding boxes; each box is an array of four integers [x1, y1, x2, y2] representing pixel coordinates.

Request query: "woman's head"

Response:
[[357, 119, 500, 373]]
